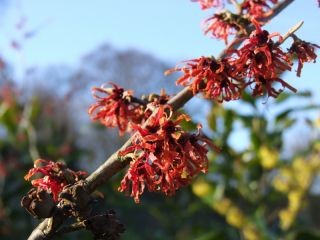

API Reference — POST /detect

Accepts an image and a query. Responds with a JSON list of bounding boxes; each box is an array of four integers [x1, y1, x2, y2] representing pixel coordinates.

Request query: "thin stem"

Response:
[[97, 87, 148, 106], [262, 0, 295, 22], [219, 0, 296, 58], [229, 0, 241, 14], [277, 20, 304, 45], [27, 0, 297, 239], [27, 219, 50, 240], [55, 222, 86, 236]]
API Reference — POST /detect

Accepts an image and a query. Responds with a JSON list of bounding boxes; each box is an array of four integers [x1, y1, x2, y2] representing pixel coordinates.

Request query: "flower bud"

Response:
[[85, 210, 125, 240], [21, 188, 55, 219]]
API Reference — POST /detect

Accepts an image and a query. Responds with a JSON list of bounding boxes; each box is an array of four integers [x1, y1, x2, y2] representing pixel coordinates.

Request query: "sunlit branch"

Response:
[[277, 20, 303, 45]]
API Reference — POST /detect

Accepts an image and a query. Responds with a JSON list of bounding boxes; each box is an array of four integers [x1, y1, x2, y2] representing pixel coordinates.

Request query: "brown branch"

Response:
[[28, 220, 51, 240], [278, 20, 304, 45], [218, 0, 295, 58], [27, 0, 296, 239], [27, 209, 64, 240], [98, 87, 148, 106], [55, 222, 86, 236]]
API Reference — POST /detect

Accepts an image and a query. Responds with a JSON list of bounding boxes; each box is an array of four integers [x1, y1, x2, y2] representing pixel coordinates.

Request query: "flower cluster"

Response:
[[203, 11, 249, 44], [141, 89, 170, 120], [167, 18, 318, 99], [24, 159, 87, 201], [165, 56, 244, 102], [192, 0, 225, 10], [288, 36, 320, 77], [193, 0, 279, 12], [241, 0, 278, 19], [229, 19, 296, 97], [118, 106, 217, 203], [89, 84, 215, 203], [88, 83, 143, 136], [186, 0, 319, 99], [197, 0, 279, 45], [60, 0, 320, 207], [89, 83, 170, 136], [273, 155, 320, 230]]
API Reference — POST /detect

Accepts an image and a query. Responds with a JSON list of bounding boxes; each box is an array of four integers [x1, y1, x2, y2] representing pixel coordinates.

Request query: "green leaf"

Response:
[[275, 91, 312, 103], [224, 109, 235, 134], [180, 118, 198, 131], [241, 91, 256, 107], [294, 230, 320, 240], [275, 105, 320, 123], [207, 109, 217, 131], [194, 231, 220, 240]]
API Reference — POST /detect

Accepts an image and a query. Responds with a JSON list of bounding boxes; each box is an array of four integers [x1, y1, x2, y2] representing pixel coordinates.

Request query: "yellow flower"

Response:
[[259, 146, 279, 169], [192, 179, 212, 197], [293, 157, 309, 173], [273, 175, 290, 193], [296, 171, 311, 190], [226, 206, 247, 229], [212, 198, 232, 216], [314, 142, 320, 152], [279, 208, 296, 230], [314, 116, 320, 128], [272, 168, 292, 193], [242, 223, 260, 240], [292, 157, 312, 189], [310, 155, 320, 169], [288, 189, 303, 212]]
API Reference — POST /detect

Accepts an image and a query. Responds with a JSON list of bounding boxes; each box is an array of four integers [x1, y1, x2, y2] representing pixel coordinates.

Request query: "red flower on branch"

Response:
[[142, 89, 170, 120], [192, 0, 224, 10], [203, 12, 248, 44], [88, 83, 144, 136], [165, 56, 244, 102], [249, 75, 297, 98], [241, 0, 278, 19], [24, 159, 87, 201], [288, 36, 320, 77], [230, 19, 295, 97], [118, 106, 217, 203]]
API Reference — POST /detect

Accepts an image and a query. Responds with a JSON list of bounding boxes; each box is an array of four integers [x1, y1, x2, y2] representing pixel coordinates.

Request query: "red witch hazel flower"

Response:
[[192, 0, 225, 10], [88, 83, 144, 136], [241, 0, 278, 19], [203, 11, 249, 44], [288, 35, 320, 77], [144, 89, 170, 107], [250, 75, 294, 98], [141, 89, 170, 120], [165, 56, 244, 102], [230, 18, 296, 97], [118, 105, 218, 203], [24, 159, 87, 202]]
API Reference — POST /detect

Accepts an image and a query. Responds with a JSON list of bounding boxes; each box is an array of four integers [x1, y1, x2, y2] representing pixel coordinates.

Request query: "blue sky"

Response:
[[0, 0, 318, 153], [0, 1, 319, 62], [0, 0, 319, 95]]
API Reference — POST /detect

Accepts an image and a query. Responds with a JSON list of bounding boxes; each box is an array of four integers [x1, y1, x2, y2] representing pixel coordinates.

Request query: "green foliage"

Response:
[[1, 79, 319, 239], [76, 89, 319, 240], [0, 86, 87, 239], [192, 92, 320, 239]]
